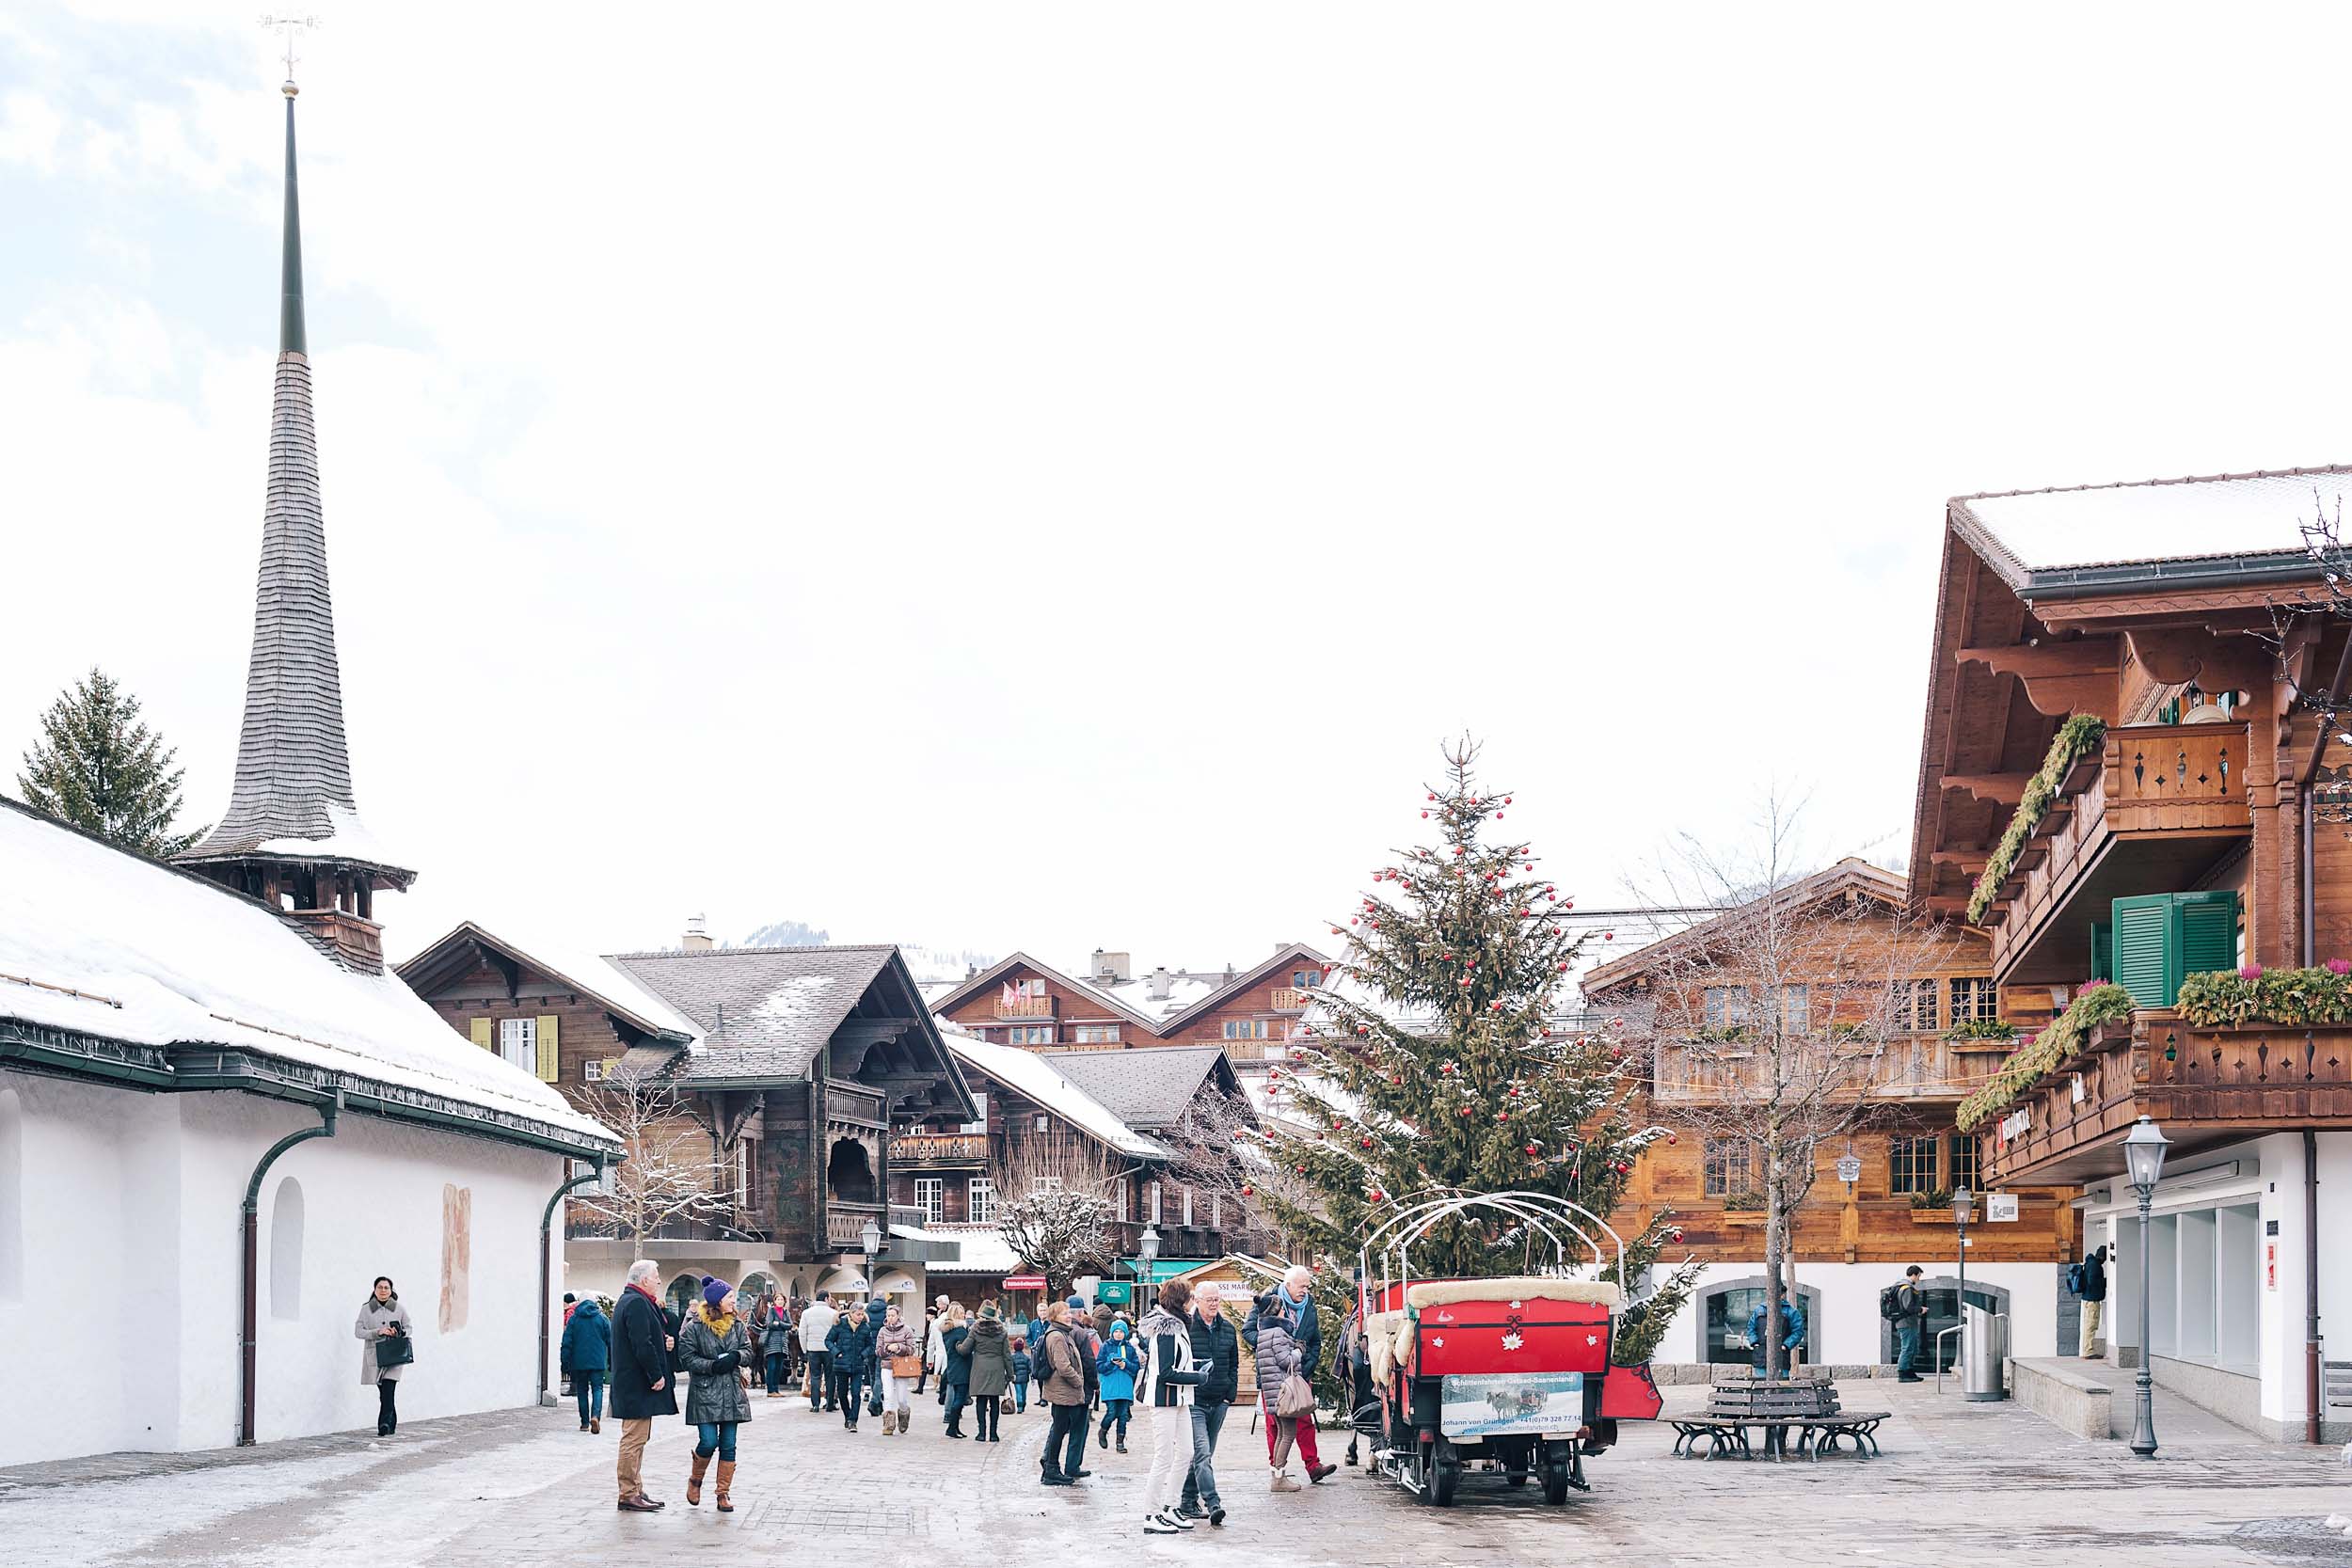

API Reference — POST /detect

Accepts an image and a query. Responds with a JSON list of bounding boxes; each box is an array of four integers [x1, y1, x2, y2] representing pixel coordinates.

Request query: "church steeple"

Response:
[[179, 77, 414, 974]]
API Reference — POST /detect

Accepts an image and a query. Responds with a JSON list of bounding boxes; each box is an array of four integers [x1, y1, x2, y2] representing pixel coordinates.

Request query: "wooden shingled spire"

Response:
[[179, 77, 413, 971]]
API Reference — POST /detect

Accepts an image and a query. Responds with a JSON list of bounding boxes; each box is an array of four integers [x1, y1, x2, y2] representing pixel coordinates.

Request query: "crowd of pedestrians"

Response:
[[546, 1259, 1338, 1533]]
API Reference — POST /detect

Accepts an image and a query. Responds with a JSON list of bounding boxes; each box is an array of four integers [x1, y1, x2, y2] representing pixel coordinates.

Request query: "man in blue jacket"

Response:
[[561, 1295, 612, 1433], [1745, 1292, 1807, 1379]]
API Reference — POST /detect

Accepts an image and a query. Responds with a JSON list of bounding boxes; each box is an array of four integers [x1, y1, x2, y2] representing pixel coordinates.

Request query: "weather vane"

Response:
[[258, 14, 320, 94]]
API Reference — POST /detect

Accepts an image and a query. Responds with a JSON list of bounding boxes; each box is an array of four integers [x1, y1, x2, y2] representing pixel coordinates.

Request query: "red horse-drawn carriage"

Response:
[[1352, 1193, 1663, 1507]]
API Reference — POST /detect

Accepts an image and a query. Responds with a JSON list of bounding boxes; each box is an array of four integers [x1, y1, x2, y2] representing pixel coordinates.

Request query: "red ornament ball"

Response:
[[1369, 1190, 1385, 1203], [1241, 1184, 1254, 1196], [1359, 1136, 1374, 1148], [1496, 1111, 1509, 1122], [1525, 1144, 1540, 1156], [1458, 1106, 1474, 1117]]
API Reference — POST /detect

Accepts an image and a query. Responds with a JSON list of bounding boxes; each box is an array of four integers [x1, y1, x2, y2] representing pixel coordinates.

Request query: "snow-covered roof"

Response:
[[406, 919, 705, 1046], [0, 800, 613, 1147], [610, 944, 900, 1083], [1043, 1045, 1234, 1132], [1950, 467, 2349, 590], [906, 1223, 1021, 1275], [1074, 971, 1220, 1023], [938, 1028, 1171, 1160]]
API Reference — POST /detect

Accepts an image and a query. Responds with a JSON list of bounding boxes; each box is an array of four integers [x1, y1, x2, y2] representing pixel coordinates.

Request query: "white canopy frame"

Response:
[[1356, 1191, 1625, 1323]]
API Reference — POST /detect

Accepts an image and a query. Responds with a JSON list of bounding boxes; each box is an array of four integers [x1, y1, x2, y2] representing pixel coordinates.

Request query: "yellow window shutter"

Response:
[[535, 1014, 560, 1081], [469, 1017, 493, 1051]]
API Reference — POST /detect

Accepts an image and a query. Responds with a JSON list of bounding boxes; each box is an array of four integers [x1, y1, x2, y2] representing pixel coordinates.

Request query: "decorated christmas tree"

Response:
[[1253, 740, 1699, 1364]]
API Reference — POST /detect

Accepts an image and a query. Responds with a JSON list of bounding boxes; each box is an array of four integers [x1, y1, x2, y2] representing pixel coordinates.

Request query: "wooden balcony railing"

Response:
[[1988, 721, 2249, 976], [1983, 1010, 2352, 1184], [824, 1081, 887, 1126], [1650, 1034, 2015, 1105], [824, 1203, 890, 1249], [994, 995, 1056, 1020], [1268, 988, 1312, 1011], [890, 1132, 991, 1166]]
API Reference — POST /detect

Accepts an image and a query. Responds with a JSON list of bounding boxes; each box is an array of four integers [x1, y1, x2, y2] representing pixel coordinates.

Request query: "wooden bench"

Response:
[[1667, 1370, 1890, 1463]]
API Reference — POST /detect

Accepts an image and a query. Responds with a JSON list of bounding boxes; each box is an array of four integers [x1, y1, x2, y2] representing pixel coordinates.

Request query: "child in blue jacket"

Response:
[[1094, 1318, 1143, 1452], [1008, 1336, 1033, 1412]]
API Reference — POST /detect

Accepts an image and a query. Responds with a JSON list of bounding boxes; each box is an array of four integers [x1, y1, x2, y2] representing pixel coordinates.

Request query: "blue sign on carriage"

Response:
[[1438, 1371, 1585, 1439]]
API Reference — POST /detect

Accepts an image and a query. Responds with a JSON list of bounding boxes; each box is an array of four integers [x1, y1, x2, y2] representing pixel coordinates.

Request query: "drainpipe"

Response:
[[240, 1092, 341, 1446], [540, 1155, 610, 1403], [2296, 630, 2350, 1446]]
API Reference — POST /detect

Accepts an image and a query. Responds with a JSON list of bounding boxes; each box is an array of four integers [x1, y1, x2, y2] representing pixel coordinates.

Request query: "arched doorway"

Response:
[[1697, 1275, 1823, 1368], [269, 1176, 305, 1321], [827, 1137, 877, 1206], [1881, 1275, 2008, 1372], [739, 1271, 777, 1309], [666, 1272, 702, 1323]]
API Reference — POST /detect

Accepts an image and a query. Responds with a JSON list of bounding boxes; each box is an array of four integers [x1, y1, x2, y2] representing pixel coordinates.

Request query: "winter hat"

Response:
[[1067, 1294, 1087, 1311], [703, 1277, 735, 1309]]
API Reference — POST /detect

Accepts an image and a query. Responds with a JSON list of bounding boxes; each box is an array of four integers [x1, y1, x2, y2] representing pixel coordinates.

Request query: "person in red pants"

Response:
[[1242, 1265, 1337, 1482]]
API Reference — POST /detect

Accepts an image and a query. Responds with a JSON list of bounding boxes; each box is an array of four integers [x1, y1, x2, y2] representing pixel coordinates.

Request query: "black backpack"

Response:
[[2064, 1260, 2087, 1296], [1879, 1283, 1904, 1321]]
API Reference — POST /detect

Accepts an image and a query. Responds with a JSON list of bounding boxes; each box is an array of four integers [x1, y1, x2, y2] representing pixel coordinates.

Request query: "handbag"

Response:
[[1276, 1371, 1316, 1419], [889, 1354, 923, 1378], [374, 1329, 416, 1370]]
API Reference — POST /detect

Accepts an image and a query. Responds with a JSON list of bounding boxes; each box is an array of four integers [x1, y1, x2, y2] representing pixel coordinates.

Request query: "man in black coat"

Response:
[[611, 1260, 678, 1513], [1178, 1281, 1241, 1526]]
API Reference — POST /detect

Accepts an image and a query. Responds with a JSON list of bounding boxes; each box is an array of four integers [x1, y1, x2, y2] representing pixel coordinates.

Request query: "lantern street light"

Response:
[[1951, 1185, 1972, 1375], [1138, 1224, 1162, 1299], [2122, 1117, 2169, 1458], [861, 1217, 882, 1298]]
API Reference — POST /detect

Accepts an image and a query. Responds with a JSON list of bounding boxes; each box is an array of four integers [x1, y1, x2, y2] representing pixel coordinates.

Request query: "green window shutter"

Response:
[[535, 1014, 560, 1081], [2111, 895, 2175, 1007], [2090, 922, 2113, 984], [469, 1016, 493, 1052], [2178, 891, 2239, 978]]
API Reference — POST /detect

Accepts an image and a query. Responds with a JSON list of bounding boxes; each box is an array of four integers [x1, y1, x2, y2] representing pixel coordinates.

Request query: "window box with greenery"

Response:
[[1719, 1190, 1769, 1225], [1908, 1188, 1976, 1222], [2175, 961, 2352, 1028], [1955, 981, 2136, 1132], [1966, 715, 2108, 926], [1946, 1018, 2019, 1047]]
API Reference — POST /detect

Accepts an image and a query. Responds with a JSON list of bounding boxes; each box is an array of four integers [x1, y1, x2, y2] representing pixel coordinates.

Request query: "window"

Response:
[[1181, 1188, 1194, 1226], [1034, 1114, 1050, 1132], [269, 1176, 304, 1320], [497, 1016, 536, 1073], [1948, 976, 1997, 1026], [1948, 1134, 1979, 1194], [1292, 970, 1323, 989], [1117, 1182, 1131, 1220], [1223, 1019, 1270, 1040], [1702, 1137, 1752, 1197], [1014, 977, 1047, 998], [967, 1177, 996, 1224], [1703, 988, 1751, 1030], [1032, 1174, 1064, 1194], [960, 1092, 990, 1135], [1778, 985, 1810, 1035], [1147, 1182, 1163, 1223], [914, 1178, 945, 1223], [1008, 1024, 1056, 1045], [1073, 1024, 1120, 1044], [1211, 1193, 1222, 1228], [1889, 1134, 1939, 1195], [1896, 979, 1938, 1033]]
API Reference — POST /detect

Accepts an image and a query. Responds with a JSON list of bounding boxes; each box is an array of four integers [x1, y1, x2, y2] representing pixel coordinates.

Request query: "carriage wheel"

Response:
[[1415, 1438, 1461, 1508], [1542, 1441, 1574, 1504]]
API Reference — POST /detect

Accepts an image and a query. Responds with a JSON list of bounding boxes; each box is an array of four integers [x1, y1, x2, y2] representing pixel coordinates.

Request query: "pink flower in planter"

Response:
[[2328, 959, 2351, 976], [2239, 963, 2265, 981]]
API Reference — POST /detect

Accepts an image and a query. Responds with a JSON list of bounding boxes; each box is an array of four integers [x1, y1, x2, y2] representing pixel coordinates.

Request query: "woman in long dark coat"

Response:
[[677, 1279, 754, 1512], [355, 1275, 412, 1437]]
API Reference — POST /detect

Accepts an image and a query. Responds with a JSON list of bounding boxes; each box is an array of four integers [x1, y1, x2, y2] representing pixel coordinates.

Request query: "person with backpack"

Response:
[[1009, 1330, 1034, 1414], [1883, 1265, 1929, 1383], [2073, 1244, 2109, 1358], [1745, 1291, 1805, 1378]]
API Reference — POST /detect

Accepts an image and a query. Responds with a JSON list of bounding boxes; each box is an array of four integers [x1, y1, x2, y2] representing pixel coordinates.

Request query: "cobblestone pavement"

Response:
[[2, 1383, 2347, 1568]]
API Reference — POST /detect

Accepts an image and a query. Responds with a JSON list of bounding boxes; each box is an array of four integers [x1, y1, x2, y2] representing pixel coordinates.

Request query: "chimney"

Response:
[[1222, 962, 1235, 983], [1148, 966, 1173, 1001], [1093, 949, 1132, 983], [682, 913, 715, 952]]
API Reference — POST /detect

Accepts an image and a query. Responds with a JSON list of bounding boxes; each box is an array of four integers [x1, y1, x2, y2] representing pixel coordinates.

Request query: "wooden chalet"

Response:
[[399, 923, 975, 1308], [1909, 467, 2352, 1440], [1582, 860, 2074, 1370], [893, 1033, 1254, 1306], [928, 943, 1332, 1061]]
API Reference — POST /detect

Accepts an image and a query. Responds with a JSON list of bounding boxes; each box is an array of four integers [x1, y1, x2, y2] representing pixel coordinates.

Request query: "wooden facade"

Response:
[[930, 944, 1330, 1060], [1584, 862, 2074, 1268], [1907, 474, 2352, 1188]]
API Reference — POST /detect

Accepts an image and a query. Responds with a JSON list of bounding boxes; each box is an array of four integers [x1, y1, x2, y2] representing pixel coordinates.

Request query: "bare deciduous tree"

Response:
[[1618, 796, 1964, 1377], [564, 1073, 728, 1239], [993, 1130, 1120, 1292]]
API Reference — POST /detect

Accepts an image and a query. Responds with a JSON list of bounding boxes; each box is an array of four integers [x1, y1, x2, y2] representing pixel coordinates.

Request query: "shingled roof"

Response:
[[179, 89, 409, 885], [1042, 1045, 1238, 1132]]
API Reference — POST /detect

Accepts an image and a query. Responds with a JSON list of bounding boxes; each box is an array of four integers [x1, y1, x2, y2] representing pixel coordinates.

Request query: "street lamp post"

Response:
[[1952, 1185, 1972, 1375], [2122, 1117, 2169, 1459], [1138, 1225, 1161, 1307], [861, 1217, 882, 1300]]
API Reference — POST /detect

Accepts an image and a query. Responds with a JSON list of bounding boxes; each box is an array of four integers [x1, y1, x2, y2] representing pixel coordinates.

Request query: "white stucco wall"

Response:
[[0, 1069, 569, 1465], [1646, 1256, 2062, 1369]]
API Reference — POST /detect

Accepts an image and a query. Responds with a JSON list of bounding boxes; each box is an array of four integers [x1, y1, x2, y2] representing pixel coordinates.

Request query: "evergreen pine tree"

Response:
[[14, 667, 205, 857], [1255, 740, 1699, 1364]]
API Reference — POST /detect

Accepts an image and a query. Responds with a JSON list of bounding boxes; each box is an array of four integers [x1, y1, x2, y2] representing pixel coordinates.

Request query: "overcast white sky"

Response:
[[8, 3, 2352, 975]]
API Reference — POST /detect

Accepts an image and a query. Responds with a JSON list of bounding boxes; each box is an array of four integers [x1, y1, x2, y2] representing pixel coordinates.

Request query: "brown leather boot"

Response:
[[714, 1460, 736, 1513], [686, 1449, 711, 1506]]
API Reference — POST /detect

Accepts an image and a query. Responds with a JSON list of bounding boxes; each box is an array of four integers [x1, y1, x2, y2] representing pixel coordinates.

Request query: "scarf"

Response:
[[697, 1302, 738, 1337]]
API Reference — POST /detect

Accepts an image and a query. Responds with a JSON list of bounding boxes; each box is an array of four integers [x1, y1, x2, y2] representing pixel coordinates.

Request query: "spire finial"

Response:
[[260, 14, 318, 96]]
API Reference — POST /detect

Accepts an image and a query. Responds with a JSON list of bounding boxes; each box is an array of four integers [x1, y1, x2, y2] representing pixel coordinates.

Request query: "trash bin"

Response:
[[1961, 1306, 2007, 1402]]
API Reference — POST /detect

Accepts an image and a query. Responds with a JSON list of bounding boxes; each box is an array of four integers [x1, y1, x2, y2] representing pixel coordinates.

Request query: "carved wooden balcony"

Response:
[[1268, 987, 1312, 1011], [994, 995, 1057, 1020], [1982, 1010, 2352, 1185], [1649, 1034, 2013, 1105], [1988, 721, 2250, 983], [889, 1132, 992, 1166]]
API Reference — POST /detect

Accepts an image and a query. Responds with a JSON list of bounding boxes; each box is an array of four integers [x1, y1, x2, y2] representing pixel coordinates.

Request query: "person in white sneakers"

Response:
[[1138, 1279, 1204, 1534], [1248, 1288, 1306, 1492]]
